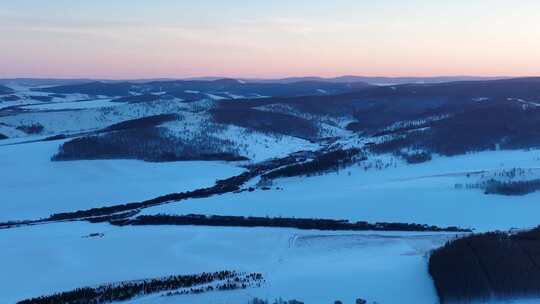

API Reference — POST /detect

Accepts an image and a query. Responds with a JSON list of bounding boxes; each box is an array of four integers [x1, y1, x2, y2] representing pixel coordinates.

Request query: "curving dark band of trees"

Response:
[[17, 271, 263, 304], [47, 156, 301, 221], [104, 114, 178, 131], [262, 148, 365, 180], [50, 150, 363, 221], [100, 214, 470, 232], [0, 84, 14, 95], [0, 154, 302, 229], [429, 226, 540, 303]]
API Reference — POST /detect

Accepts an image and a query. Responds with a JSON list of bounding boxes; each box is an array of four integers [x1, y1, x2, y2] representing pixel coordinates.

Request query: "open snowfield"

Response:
[[4, 99, 540, 303], [0, 221, 457, 304], [4, 142, 540, 304], [143, 149, 540, 232], [0, 140, 244, 221]]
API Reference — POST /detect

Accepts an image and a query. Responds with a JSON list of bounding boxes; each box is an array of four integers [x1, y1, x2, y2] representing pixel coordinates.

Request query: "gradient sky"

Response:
[[1, 0, 539, 79]]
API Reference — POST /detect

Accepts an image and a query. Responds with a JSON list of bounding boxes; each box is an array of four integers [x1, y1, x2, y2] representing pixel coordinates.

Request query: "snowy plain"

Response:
[[0, 222, 456, 304], [143, 149, 540, 232], [0, 140, 244, 221], [5, 83, 540, 304]]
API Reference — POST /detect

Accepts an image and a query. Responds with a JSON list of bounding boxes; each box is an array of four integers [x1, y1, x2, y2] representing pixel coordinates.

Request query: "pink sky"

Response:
[[1, 1, 539, 79]]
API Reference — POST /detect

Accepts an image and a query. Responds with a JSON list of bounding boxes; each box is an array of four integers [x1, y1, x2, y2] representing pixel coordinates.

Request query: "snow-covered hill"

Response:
[[4, 78, 540, 304]]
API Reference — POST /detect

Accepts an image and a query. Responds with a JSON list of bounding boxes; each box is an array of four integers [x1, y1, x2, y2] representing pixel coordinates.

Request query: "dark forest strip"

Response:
[[17, 271, 264, 304], [0, 155, 301, 229], [261, 148, 365, 180], [484, 179, 540, 196], [429, 227, 540, 303], [94, 214, 471, 232]]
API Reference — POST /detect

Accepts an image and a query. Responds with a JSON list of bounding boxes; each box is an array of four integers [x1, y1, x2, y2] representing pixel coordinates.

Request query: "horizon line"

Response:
[[0, 74, 527, 82]]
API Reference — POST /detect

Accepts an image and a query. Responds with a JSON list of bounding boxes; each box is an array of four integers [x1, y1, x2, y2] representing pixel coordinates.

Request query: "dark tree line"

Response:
[[104, 114, 178, 131], [47, 170, 256, 220], [211, 107, 321, 140], [48, 93, 66, 98], [262, 148, 365, 180], [16, 123, 44, 134], [43, 134, 68, 141], [249, 297, 367, 304], [397, 151, 432, 164], [29, 95, 53, 102], [52, 126, 245, 162], [103, 214, 470, 233], [484, 179, 540, 196], [0, 94, 20, 101], [1, 154, 299, 225], [369, 102, 540, 157], [371, 122, 431, 138], [110, 94, 160, 104], [0, 84, 14, 95], [429, 226, 540, 303], [36, 81, 134, 96], [17, 271, 261, 304], [165, 272, 264, 297], [251, 298, 305, 304]]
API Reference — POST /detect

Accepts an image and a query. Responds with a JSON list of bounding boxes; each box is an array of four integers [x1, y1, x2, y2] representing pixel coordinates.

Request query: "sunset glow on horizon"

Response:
[[1, 0, 540, 79]]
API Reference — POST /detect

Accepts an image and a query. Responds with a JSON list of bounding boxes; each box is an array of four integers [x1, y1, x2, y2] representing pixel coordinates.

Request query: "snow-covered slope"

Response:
[[0, 222, 455, 304], [0, 99, 192, 139], [5, 79, 540, 304]]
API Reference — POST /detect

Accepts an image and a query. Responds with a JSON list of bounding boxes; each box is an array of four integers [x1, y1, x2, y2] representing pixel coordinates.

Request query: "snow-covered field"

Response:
[[0, 140, 243, 221], [5, 83, 540, 304], [0, 222, 456, 304], [144, 149, 540, 232]]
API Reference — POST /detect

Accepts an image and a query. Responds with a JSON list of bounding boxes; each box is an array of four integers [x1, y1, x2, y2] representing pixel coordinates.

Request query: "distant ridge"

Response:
[[238, 75, 511, 85], [0, 75, 514, 87]]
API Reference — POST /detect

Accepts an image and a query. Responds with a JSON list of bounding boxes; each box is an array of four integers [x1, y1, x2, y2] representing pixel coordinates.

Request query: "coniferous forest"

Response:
[[18, 271, 263, 304], [429, 227, 540, 303]]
